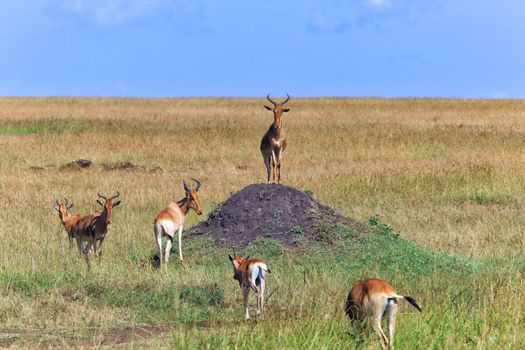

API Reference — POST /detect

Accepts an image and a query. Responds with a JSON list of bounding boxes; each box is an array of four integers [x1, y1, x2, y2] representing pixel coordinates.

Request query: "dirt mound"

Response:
[[190, 184, 366, 248]]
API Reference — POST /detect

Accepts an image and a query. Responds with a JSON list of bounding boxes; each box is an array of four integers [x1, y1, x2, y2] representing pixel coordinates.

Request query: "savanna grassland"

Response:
[[0, 97, 524, 349]]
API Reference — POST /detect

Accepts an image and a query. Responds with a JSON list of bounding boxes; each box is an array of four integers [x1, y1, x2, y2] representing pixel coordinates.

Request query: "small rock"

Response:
[[71, 159, 92, 168]]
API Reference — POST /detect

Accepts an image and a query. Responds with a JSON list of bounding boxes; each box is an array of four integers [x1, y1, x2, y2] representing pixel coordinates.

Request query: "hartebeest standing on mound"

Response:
[[345, 278, 422, 350], [229, 254, 271, 320], [73, 192, 121, 261], [54, 198, 81, 251], [154, 178, 202, 266], [260, 94, 290, 184]]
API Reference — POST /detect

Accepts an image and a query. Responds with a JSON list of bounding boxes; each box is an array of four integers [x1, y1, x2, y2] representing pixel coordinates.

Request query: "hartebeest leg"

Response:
[[372, 309, 388, 350], [83, 240, 94, 268], [387, 302, 398, 350], [276, 149, 283, 184], [255, 282, 264, 316], [97, 237, 105, 262], [91, 239, 98, 259], [177, 226, 183, 262], [243, 286, 250, 320], [271, 151, 277, 183], [259, 277, 265, 316], [154, 225, 164, 266], [68, 235, 74, 252], [263, 155, 271, 183], [276, 161, 281, 185], [250, 283, 261, 316], [165, 235, 173, 264], [76, 237, 84, 255], [256, 291, 260, 316]]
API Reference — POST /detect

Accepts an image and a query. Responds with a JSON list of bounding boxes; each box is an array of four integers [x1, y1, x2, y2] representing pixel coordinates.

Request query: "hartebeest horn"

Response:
[[191, 178, 201, 192], [109, 191, 120, 200], [54, 199, 60, 211], [97, 192, 107, 200], [183, 180, 190, 193], [64, 197, 73, 209], [267, 94, 277, 106], [281, 94, 290, 105]]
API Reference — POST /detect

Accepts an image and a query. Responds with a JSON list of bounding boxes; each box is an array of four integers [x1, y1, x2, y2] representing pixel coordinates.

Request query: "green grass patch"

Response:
[[0, 270, 71, 298], [0, 120, 94, 135], [441, 187, 514, 205], [179, 284, 224, 307], [334, 216, 480, 280], [245, 239, 284, 258], [466, 188, 512, 205]]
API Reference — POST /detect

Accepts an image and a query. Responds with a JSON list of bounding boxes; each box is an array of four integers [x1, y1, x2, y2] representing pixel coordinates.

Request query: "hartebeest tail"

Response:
[[54, 198, 81, 251], [73, 191, 121, 261], [345, 278, 421, 350], [229, 254, 271, 320], [154, 178, 202, 266], [260, 94, 290, 184]]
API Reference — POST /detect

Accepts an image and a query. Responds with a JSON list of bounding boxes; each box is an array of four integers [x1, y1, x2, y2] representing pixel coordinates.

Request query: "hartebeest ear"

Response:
[[113, 200, 121, 207], [283, 108, 290, 113], [228, 254, 233, 262], [97, 200, 104, 207], [264, 105, 273, 111]]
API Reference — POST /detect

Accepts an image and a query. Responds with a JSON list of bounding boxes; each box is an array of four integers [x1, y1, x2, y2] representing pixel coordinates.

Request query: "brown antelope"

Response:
[[345, 278, 422, 350], [228, 254, 271, 320], [54, 198, 81, 251], [260, 94, 290, 184], [73, 192, 121, 260], [154, 178, 202, 266]]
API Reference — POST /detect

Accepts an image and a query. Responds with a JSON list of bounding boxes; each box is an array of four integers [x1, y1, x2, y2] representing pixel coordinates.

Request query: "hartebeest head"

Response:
[[183, 178, 203, 215], [54, 197, 73, 222], [96, 191, 121, 224], [264, 94, 290, 129], [228, 254, 244, 285]]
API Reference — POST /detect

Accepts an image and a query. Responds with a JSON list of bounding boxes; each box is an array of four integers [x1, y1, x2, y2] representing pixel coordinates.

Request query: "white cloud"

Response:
[[60, 0, 198, 25], [367, 0, 392, 8], [309, 11, 350, 34]]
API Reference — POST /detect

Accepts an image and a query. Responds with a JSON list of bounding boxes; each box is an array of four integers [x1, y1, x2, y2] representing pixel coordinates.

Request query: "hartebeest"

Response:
[[54, 198, 81, 251], [260, 94, 290, 184], [345, 278, 422, 350], [228, 254, 271, 320], [73, 192, 121, 260], [154, 178, 202, 266]]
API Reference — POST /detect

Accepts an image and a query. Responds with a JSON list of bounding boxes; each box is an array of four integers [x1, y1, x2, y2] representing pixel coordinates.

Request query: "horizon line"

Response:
[[0, 95, 523, 100]]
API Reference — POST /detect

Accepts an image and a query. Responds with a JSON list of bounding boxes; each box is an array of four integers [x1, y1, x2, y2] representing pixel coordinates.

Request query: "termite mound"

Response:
[[189, 184, 366, 248]]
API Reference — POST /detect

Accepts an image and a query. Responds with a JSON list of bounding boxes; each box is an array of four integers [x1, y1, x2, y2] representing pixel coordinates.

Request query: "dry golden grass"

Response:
[[1, 97, 525, 348], [2, 97, 525, 258]]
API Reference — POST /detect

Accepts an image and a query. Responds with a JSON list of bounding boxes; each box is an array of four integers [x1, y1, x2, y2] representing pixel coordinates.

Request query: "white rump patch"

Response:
[[159, 220, 177, 237]]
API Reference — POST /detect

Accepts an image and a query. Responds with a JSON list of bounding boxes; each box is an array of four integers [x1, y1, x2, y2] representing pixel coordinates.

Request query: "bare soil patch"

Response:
[[0, 322, 220, 349], [190, 184, 366, 248], [30, 160, 161, 173], [0, 309, 298, 349]]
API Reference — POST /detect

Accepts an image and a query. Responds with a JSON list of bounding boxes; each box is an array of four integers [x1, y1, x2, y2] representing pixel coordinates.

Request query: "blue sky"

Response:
[[0, 0, 524, 98]]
